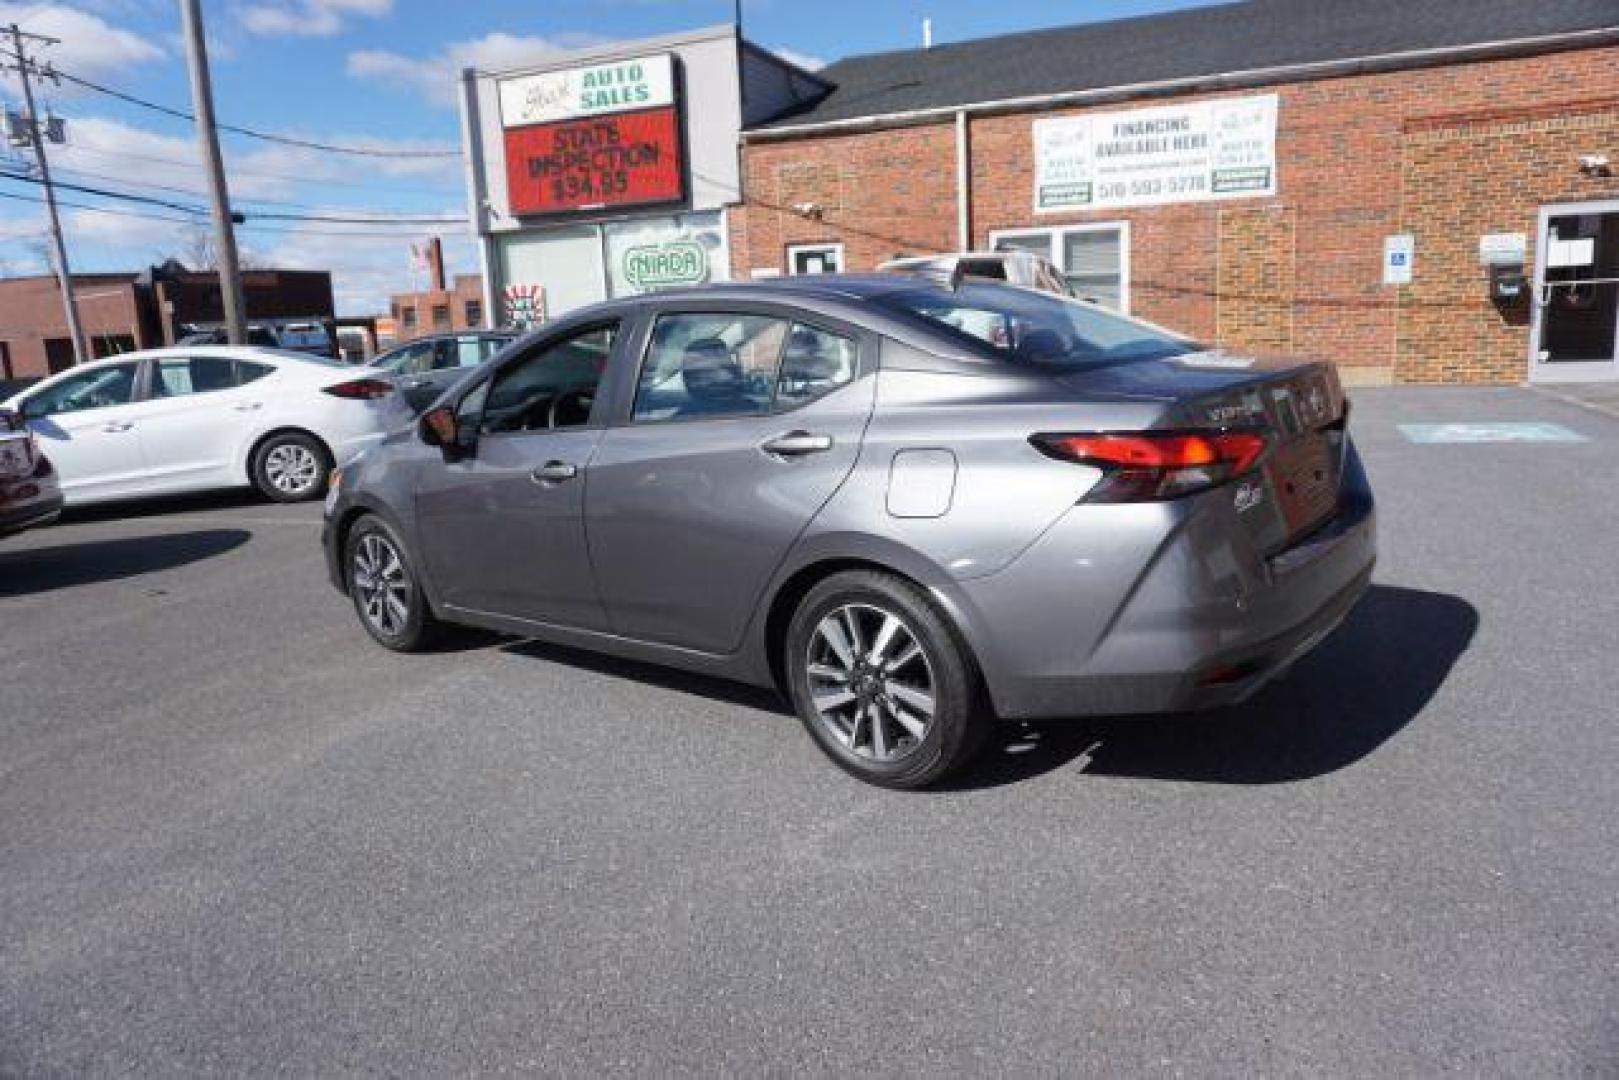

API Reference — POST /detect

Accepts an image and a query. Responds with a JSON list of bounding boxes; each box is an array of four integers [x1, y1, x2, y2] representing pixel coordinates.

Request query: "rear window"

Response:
[[278, 326, 331, 349], [875, 281, 1194, 369]]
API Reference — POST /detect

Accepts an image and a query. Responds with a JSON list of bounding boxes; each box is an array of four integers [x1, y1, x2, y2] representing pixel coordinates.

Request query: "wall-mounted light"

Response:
[[1578, 154, 1612, 177], [790, 201, 824, 220]]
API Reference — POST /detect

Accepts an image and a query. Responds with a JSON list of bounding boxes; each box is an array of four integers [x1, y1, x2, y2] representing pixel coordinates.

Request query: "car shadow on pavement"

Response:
[[0, 529, 251, 597], [947, 584, 1479, 790], [498, 637, 794, 715], [59, 489, 271, 523]]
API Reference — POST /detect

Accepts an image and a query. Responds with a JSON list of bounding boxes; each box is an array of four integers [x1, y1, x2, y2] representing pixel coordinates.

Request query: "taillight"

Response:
[[322, 378, 395, 400], [1031, 430, 1270, 502]]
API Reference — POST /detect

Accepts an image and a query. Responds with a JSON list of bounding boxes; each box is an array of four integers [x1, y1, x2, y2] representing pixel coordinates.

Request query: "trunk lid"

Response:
[[1058, 350, 1349, 551]]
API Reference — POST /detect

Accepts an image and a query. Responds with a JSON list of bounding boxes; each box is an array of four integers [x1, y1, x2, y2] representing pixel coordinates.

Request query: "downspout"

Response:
[[954, 109, 970, 251]]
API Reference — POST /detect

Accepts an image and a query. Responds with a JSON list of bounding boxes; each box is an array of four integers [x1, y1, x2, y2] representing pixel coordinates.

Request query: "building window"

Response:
[[465, 299, 482, 327], [787, 243, 843, 276], [989, 223, 1130, 312], [431, 303, 451, 329], [401, 307, 418, 332]]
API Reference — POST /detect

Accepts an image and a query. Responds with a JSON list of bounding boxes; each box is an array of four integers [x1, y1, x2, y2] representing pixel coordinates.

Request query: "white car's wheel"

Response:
[[251, 432, 331, 503]]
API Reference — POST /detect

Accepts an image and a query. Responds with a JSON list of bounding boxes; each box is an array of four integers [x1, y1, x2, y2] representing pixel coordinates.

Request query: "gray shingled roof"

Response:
[[753, 0, 1619, 130]]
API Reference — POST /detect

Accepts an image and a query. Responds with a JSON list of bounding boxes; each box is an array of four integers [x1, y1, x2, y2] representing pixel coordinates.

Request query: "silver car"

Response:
[[322, 277, 1375, 788]]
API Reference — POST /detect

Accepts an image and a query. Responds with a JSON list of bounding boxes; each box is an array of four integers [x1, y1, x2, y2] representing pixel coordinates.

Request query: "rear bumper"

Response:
[[949, 460, 1377, 721], [0, 488, 63, 537]]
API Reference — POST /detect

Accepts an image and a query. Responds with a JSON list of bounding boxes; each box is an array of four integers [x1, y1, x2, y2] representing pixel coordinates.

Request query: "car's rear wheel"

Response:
[[251, 431, 331, 502], [346, 515, 440, 652], [785, 570, 992, 789]]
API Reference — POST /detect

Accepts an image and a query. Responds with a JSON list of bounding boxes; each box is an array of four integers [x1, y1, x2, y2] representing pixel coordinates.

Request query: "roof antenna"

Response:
[[922, 17, 933, 49]]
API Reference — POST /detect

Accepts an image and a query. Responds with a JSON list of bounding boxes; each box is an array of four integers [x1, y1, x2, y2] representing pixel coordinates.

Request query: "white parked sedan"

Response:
[[0, 346, 404, 505]]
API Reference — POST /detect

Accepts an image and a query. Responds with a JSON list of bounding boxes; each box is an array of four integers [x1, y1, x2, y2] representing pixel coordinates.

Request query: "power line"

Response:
[[0, 186, 196, 224], [45, 162, 322, 210], [2, 48, 460, 160], [0, 166, 206, 215], [58, 143, 464, 196], [1, 167, 467, 226]]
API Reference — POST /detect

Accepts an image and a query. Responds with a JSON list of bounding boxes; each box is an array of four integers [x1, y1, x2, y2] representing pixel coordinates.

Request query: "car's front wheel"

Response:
[[785, 570, 992, 789], [345, 515, 440, 652]]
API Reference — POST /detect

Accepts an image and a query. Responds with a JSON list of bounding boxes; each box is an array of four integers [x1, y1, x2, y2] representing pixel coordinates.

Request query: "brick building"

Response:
[[388, 274, 486, 340], [0, 264, 334, 382], [730, 0, 1619, 385]]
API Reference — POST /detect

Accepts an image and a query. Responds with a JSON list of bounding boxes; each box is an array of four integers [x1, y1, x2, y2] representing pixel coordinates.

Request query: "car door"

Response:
[[388, 339, 447, 412], [414, 321, 622, 629], [404, 335, 503, 412], [17, 361, 150, 502], [131, 354, 266, 494], [586, 307, 875, 654]]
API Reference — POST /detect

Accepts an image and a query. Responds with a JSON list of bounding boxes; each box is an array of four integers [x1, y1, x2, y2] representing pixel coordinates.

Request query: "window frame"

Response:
[[20, 360, 144, 418], [143, 354, 245, 401], [622, 302, 868, 428], [786, 242, 845, 276], [988, 221, 1131, 314], [469, 319, 623, 439]]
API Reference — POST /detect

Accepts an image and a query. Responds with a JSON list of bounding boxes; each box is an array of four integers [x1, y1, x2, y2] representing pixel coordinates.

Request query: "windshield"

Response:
[[875, 281, 1193, 368]]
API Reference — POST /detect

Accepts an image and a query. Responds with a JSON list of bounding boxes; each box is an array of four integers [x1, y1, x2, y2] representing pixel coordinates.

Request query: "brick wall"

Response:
[[731, 45, 1619, 383], [0, 276, 147, 381], [390, 274, 487, 337]]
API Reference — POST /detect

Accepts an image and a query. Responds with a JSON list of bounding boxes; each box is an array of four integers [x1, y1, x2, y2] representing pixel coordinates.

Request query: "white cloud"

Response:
[[768, 46, 826, 72], [0, 3, 163, 84], [348, 31, 611, 108], [238, 0, 390, 38], [246, 221, 476, 314], [4, 112, 472, 312]]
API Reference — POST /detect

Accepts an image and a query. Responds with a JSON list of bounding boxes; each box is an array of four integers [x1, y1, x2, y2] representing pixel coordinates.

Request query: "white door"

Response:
[[135, 355, 265, 493], [19, 360, 151, 503]]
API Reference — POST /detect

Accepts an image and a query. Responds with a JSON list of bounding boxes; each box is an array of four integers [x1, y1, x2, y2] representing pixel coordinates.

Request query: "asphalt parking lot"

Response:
[[1, 386, 1615, 1075]]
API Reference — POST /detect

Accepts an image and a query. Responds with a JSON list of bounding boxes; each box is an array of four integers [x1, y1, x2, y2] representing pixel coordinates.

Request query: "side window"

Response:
[[236, 361, 274, 385], [452, 337, 485, 368], [21, 362, 140, 418], [394, 342, 437, 376], [149, 356, 239, 398], [633, 313, 787, 423], [777, 323, 857, 408], [479, 324, 615, 435]]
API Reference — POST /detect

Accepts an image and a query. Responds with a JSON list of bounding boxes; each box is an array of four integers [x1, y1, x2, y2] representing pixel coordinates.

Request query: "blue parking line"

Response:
[[1397, 422, 1589, 444]]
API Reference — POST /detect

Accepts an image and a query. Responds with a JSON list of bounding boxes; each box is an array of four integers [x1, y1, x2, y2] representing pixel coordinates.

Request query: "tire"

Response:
[[251, 431, 331, 503], [344, 514, 441, 652], [784, 570, 993, 789]]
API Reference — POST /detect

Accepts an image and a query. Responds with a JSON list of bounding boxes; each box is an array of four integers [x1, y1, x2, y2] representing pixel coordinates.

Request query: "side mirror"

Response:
[[419, 404, 458, 448]]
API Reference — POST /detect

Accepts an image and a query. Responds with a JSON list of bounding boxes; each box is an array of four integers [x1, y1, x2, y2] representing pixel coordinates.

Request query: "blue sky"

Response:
[[0, 0, 1221, 313]]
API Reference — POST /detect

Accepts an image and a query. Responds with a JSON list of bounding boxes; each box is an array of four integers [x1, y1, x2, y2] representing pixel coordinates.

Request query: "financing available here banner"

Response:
[[1033, 94, 1278, 212]]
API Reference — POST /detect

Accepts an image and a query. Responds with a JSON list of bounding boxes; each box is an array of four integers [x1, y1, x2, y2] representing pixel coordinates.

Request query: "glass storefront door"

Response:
[[1531, 201, 1619, 382]]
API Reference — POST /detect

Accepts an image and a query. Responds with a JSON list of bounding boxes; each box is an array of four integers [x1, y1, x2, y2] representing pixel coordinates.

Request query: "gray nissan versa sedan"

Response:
[[322, 276, 1375, 788]]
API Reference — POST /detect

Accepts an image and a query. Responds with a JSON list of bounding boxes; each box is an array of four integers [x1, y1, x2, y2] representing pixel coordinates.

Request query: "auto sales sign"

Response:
[[1033, 94, 1277, 212], [499, 54, 685, 216]]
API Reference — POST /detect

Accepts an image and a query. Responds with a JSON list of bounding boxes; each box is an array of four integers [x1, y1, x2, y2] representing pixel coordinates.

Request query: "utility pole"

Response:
[[178, 0, 246, 345], [6, 24, 88, 366]]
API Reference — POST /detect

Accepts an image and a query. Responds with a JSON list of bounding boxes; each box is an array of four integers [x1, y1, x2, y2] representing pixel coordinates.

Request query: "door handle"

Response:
[[101, 421, 134, 433], [761, 431, 833, 457], [531, 460, 578, 483], [232, 402, 263, 412]]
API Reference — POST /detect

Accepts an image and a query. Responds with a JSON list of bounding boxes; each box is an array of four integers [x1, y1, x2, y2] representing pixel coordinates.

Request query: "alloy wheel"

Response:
[[805, 602, 936, 763], [264, 443, 320, 495], [352, 532, 412, 637]]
